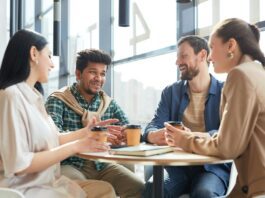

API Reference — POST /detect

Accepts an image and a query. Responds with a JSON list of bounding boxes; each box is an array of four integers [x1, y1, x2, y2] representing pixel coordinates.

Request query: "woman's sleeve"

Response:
[[0, 93, 34, 177], [178, 68, 259, 159]]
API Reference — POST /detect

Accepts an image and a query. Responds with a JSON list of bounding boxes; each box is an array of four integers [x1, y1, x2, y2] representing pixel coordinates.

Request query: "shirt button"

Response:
[[241, 185, 248, 194]]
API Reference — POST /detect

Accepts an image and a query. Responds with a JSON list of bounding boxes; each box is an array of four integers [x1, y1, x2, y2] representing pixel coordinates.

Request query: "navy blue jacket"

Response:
[[143, 75, 231, 187]]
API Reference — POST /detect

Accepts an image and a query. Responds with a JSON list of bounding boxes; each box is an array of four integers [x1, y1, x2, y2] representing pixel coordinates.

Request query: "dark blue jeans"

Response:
[[143, 166, 226, 198]]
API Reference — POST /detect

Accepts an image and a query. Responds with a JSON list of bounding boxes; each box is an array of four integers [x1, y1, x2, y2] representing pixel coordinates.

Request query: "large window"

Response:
[[41, 1, 53, 53], [114, 52, 177, 124], [24, 0, 35, 29], [261, 1, 265, 21], [197, 0, 262, 37], [68, 0, 99, 75], [42, 1, 100, 96], [0, 0, 9, 61], [113, 0, 176, 60], [197, 0, 212, 30], [40, 1, 56, 97], [220, 0, 249, 22], [113, 0, 177, 125]]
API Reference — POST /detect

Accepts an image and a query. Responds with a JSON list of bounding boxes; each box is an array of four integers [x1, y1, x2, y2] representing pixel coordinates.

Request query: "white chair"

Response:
[[0, 188, 25, 198], [217, 162, 238, 198]]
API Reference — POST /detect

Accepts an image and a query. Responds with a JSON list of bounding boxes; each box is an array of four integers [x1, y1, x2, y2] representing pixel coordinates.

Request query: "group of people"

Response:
[[0, 17, 265, 198]]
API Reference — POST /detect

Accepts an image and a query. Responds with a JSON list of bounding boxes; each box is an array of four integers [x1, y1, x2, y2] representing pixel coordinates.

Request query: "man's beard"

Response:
[[84, 88, 98, 95], [180, 65, 199, 81], [81, 81, 101, 95]]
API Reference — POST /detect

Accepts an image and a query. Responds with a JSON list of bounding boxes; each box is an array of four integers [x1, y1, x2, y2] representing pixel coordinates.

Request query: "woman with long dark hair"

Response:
[[0, 29, 116, 198]]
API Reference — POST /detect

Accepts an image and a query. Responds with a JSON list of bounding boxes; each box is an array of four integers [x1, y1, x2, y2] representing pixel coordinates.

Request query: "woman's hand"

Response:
[[74, 135, 110, 153], [164, 122, 191, 147], [85, 117, 131, 146], [88, 118, 127, 146], [87, 117, 119, 128], [86, 118, 121, 144]]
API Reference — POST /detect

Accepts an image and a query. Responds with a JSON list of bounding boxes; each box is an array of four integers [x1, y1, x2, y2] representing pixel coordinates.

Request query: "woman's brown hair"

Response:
[[213, 18, 265, 67]]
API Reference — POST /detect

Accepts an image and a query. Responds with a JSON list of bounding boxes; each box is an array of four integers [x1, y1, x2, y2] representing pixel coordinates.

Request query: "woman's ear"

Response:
[[29, 46, 38, 63], [228, 38, 237, 52]]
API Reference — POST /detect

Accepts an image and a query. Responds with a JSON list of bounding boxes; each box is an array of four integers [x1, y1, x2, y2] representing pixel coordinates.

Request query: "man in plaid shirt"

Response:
[[46, 49, 144, 197]]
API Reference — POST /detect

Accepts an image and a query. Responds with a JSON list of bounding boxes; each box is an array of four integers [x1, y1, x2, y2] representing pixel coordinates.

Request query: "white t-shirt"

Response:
[[0, 82, 86, 198]]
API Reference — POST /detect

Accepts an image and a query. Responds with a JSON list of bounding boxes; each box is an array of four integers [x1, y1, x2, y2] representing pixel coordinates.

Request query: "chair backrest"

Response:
[[217, 161, 238, 198], [0, 188, 25, 198], [226, 162, 238, 196]]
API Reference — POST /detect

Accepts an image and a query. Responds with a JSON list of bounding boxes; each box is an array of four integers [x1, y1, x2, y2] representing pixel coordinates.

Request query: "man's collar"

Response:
[[183, 80, 189, 95], [70, 83, 101, 103], [208, 74, 218, 95]]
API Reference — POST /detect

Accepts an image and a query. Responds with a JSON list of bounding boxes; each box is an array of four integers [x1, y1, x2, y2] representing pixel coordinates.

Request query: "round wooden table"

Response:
[[78, 149, 231, 198]]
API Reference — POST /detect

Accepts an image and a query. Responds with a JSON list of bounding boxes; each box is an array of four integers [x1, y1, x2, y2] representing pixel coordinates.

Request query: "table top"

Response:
[[77, 149, 232, 166]]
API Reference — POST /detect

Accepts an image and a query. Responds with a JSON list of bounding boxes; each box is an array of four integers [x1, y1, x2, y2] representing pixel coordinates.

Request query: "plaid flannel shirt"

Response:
[[45, 83, 129, 170]]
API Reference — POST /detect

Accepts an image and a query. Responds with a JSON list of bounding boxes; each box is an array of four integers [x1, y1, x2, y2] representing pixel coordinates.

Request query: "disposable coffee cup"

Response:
[[167, 121, 183, 129], [166, 121, 183, 146], [125, 124, 141, 146], [90, 126, 108, 143]]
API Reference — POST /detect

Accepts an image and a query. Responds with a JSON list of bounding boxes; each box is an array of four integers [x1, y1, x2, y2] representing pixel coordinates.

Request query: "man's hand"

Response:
[[106, 125, 126, 145], [147, 128, 167, 145]]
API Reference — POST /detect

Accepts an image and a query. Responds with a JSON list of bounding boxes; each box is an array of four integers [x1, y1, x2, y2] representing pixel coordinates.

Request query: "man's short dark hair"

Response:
[[76, 49, 112, 72], [177, 35, 209, 56]]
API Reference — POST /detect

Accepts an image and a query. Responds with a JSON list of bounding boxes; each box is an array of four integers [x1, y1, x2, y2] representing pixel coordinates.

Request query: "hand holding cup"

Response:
[[165, 121, 184, 147]]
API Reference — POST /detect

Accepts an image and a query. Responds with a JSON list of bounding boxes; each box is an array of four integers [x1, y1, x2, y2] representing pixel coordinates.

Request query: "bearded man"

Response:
[[142, 35, 231, 198]]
